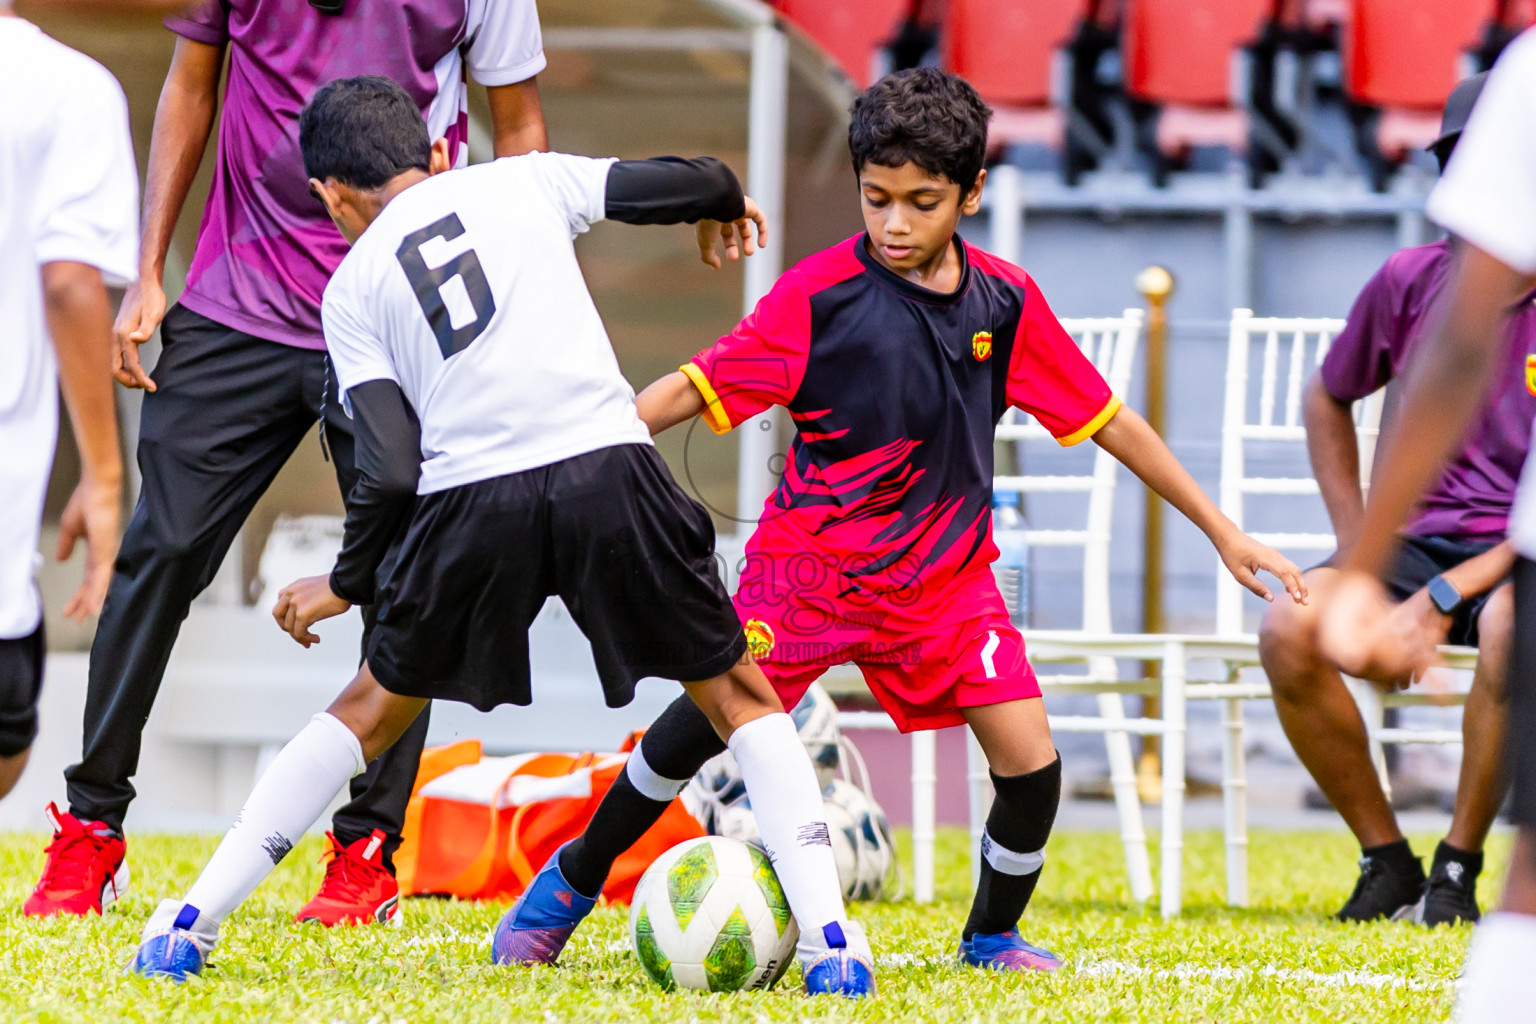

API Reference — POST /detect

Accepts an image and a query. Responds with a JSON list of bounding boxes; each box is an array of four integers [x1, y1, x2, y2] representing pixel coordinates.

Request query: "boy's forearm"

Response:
[[636, 370, 708, 435], [1093, 406, 1236, 543], [1303, 372, 1366, 549], [139, 37, 223, 279], [604, 157, 745, 226], [43, 263, 121, 486], [1442, 539, 1517, 599]]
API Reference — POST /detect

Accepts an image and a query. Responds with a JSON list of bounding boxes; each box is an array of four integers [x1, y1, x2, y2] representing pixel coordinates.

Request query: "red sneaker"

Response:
[[23, 802, 129, 917], [293, 830, 400, 927]]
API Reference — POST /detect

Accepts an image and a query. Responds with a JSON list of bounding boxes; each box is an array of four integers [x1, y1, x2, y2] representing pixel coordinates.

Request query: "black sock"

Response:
[[1361, 838, 1422, 879], [559, 695, 726, 898], [963, 754, 1062, 940], [1433, 840, 1484, 881]]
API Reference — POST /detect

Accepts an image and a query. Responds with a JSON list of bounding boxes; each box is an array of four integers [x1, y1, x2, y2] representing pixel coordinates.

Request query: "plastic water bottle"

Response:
[[992, 490, 1030, 626]]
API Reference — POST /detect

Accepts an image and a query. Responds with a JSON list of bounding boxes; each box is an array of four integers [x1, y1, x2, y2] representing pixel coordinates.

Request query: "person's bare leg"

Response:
[[1263, 567, 1402, 846], [0, 747, 29, 801], [1446, 583, 1514, 853]]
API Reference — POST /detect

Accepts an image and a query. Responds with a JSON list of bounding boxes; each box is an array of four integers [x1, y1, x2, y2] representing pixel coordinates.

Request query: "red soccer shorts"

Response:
[[733, 585, 1042, 733]]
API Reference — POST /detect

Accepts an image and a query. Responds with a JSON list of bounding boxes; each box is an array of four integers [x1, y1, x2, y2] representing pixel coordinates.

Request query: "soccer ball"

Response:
[[822, 778, 898, 901], [629, 836, 798, 992], [788, 683, 842, 790]]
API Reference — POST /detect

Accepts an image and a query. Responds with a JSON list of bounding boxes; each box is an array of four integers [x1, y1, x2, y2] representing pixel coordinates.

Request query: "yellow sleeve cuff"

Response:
[[679, 361, 733, 435], [1056, 395, 1122, 447]]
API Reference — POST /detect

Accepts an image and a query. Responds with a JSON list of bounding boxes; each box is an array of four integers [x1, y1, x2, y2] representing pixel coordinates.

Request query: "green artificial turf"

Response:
[[0, 827, 1497, 1023]]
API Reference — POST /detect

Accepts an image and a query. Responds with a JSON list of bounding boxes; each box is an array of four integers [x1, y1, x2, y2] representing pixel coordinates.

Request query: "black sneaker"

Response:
[[1335, 853, 1425, 922], [1396, 853, 1481, 926]]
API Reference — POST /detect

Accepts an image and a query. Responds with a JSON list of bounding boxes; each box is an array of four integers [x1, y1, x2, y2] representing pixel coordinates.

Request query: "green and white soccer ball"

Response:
[[629, 836, 799, 992]]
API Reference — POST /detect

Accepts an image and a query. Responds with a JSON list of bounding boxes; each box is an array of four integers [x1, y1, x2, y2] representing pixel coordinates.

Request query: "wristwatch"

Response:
[[1427, 574, 1465, 616]]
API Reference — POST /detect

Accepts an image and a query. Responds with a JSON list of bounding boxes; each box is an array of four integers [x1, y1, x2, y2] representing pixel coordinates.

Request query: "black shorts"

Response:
[[1507, 558, 1536, 828], [0, 622, 45, 757], [367, 443, 748, 712], [1320, 534, 1500, 647]]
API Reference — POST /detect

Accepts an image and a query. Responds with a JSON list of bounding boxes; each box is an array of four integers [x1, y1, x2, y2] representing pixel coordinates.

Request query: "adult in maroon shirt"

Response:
[[25, 0, 548, 926], [1261, 75, 1532, 927]]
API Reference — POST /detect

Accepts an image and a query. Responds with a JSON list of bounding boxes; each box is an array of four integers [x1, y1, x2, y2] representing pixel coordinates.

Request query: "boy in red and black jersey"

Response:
[[497, 68, 1307, 972]]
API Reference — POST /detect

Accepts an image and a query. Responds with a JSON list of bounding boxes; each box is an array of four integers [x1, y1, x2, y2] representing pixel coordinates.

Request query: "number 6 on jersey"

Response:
[[396, 212, 496, 359]]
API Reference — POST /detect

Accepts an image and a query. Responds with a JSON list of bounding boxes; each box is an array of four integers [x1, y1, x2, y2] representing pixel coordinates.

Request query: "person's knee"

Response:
[[325, 668, 425, 762], [1258, 592, 1324, 700], [685, 661, 785, 737]]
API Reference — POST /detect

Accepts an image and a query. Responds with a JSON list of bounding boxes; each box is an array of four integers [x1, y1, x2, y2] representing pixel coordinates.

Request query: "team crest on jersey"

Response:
[[743, 619, 776, 659], [1527, 354, 1536, 396], [972, 331, 993, 361]]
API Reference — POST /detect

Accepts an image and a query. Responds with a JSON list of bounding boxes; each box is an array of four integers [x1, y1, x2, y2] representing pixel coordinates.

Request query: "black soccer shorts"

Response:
[[0, 622, 45, 757], [366, 443, 748, 712]]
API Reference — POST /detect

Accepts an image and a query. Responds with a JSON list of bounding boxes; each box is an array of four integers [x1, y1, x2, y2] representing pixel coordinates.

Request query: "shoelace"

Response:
[[39, 827, 109, 892], [316, 840, 380, 904]]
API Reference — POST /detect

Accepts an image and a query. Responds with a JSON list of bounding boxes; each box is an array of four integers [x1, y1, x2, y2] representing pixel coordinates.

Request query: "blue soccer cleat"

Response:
[[800, 921, 877, 998], [958, 930, 1062, 973], [491, 842, 597, 966], [128, 903, 215, 981]]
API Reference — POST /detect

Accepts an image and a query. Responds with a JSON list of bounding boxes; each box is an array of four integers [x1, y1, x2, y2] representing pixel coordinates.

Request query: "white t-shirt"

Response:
[[1428, 29, 1536, 558], [323, 152, 653, 495], [0, 19, 139, 638]]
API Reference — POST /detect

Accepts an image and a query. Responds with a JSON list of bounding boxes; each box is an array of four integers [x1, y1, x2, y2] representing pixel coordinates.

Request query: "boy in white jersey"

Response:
[[130, 75, 874, 997], [0, 6, 137, 801], [1316, 29, 1536, 1023]]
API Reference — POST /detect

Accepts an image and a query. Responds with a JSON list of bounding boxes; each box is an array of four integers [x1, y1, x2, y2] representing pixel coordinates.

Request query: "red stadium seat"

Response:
[[941, 0, 1089, 150], [1122, 0, 1269, 107], [1120, 0, 1269, 185], [773, 0, 911, 89], [1343, 0, 1495, 111], [1343, 0, 1496, 186]]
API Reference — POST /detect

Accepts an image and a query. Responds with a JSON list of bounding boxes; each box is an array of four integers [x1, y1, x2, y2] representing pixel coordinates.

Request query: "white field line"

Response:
[[876, 952, 1455, 993]]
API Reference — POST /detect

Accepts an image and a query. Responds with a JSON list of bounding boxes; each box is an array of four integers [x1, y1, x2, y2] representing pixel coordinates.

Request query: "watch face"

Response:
[[1429, 577, 1461, 615]]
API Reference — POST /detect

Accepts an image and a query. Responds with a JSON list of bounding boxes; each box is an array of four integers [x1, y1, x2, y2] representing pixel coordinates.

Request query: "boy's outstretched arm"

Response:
[[601, 156, 765, 269], [635, 370, 707, 436], [1092, 405, 1307, 605]]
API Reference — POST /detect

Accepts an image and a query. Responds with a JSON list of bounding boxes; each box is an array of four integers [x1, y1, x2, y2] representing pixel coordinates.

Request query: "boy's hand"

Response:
[[697, 196, 767, 270], [1217, 531, 1307, 605], [272, 574, 351, 648]]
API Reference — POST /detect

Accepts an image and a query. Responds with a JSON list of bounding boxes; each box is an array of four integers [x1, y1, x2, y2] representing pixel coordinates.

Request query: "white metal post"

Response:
[[988, 163, 1024, 266], [966, 728, 991, 889], [1221, 694, 1249, 907], [911, 730, 937, 903], [736, 21, 789, 530], [1160, 640, 1187, 918]]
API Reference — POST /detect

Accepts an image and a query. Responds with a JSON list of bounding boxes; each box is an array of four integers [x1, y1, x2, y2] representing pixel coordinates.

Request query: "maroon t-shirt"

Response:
[[1321, 238, 1536, 543], [167, 0, 545, 349]]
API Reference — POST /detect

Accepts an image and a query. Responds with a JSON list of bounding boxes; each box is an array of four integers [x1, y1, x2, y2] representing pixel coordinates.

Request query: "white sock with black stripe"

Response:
[[168, 713, 366, 935], [727, 712, 862, 964]]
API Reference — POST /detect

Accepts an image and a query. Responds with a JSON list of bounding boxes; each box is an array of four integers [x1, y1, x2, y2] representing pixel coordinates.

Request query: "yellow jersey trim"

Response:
[[680, 361, 733, 435], [1056, 394, 1122, 447]]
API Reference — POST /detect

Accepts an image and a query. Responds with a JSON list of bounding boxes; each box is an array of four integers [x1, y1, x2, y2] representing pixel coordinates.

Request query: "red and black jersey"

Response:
[[684, 234, 1120, 627]]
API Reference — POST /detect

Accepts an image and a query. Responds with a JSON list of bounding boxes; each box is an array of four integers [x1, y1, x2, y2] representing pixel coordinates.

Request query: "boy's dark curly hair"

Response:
[[848, 68, 993, 194]]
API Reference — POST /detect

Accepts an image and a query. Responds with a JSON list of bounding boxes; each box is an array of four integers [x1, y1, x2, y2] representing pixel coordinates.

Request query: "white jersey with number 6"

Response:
[[322, 152, 654, 496]]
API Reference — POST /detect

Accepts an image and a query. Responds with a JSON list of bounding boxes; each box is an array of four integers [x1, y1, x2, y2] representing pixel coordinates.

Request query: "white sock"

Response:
[[727, 713, 862, 964], [1456, 912, 1536, 1023], [168, 713, 366, 934]]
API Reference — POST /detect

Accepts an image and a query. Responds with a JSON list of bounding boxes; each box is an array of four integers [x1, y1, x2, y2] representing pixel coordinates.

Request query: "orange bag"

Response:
[[398, 733, 704, 905]]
